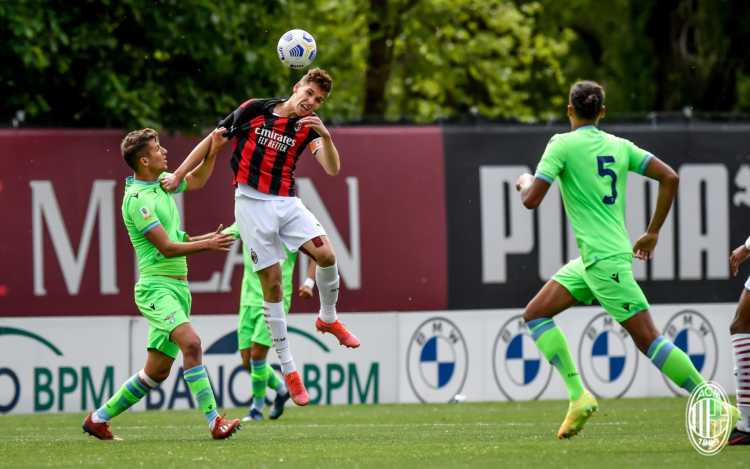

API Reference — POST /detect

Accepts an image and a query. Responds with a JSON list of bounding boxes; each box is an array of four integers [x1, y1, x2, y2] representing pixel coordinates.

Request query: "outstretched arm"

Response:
[[184, 128, 229, 191], [632, 156, 679, 260], [515, 173, 552, 209], [160, 134, 213, 192], [145, 224, 234, 258]]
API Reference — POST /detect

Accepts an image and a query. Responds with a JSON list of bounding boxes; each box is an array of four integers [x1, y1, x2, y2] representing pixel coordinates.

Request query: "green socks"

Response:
[[250, 360, 289, 411], [647, 335, 704, 393], [251, 360, 269, 411], [266, 364, 284, 391], [183, 365, 219, 428], [527, 318, 584, 401], [93, 371, 154, 422]]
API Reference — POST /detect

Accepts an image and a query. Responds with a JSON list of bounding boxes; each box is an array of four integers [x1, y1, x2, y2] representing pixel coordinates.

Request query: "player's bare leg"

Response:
[[523, 280, 597, 439], [622, 310, 739, 436], [302, 235, 360, 348], [257, 264, 309, 406], [83, 350, 170, 441], [729, 289, 750, 444], [171, 324, 240, 439]]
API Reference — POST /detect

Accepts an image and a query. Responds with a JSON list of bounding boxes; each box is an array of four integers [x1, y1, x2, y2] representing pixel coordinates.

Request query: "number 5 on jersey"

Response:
[[597, 155, 617, 205]]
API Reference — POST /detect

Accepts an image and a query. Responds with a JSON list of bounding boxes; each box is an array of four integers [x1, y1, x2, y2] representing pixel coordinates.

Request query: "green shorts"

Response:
[[134, 276, 191, 359], [237, 304, 272, 350], [552, 254, 649, 322]]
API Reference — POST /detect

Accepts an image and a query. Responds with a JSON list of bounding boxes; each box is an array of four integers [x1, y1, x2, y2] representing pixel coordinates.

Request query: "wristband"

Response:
[[745, 235, 750, 251], [303, 278, 315, 289]]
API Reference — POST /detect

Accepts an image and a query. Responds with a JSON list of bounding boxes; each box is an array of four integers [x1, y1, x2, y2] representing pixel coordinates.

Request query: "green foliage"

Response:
[[0, 0, 291, 131], [1, 0, 572, 128], [3, 0, 747, 129], [387, 0, 572, 122]]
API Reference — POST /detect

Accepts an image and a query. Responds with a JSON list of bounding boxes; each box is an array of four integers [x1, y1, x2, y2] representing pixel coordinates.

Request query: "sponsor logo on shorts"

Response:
[[406, 317, 468, 403], [578, 312, 639, 398], [139, 207, 151, 219], [662, 309, 718, 395], [686, 381, 731, 455], [250, 248, 258, 264], [165, 312, 176, 325], [492, 315, 552, 400], [610, 273, 620, 283]]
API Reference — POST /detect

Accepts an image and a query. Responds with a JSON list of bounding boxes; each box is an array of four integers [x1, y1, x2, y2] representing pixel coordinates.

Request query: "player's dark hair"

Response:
[[121, 128, 158, 170], [301, 67, 332, 93], [570, 81, 605, 120]]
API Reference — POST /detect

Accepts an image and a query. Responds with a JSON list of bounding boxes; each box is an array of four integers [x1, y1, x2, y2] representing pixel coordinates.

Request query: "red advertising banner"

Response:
[[0, 128, 448, 316]]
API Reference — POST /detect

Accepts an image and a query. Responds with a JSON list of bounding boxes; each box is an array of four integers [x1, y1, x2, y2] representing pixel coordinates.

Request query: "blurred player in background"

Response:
[[83, 128, 241, 440], [515, 80, 738, 439], [728, 237, 750, 444], [163, 68, 359, 407], [223, 223, 317, 421]]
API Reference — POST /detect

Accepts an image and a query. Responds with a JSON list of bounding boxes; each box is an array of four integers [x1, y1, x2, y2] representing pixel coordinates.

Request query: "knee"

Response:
[[317, 250, 336, 268], [730, 317, 750, 335], [522, 304, 543, 323], [180, 336, 202, 361], [149, 369, 170, 383], [250, 348, 268, 361], [266, 282, 282, 300]]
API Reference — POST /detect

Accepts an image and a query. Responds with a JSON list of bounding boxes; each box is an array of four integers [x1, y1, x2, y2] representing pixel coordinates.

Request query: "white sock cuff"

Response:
[[138, 369, 159, 388], [264, 301, 284, 319], [316, 262, 338, 279]]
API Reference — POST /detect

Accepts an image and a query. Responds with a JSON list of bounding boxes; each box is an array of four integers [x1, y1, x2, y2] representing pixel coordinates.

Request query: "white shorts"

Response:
[[234, 194, 326, 272]]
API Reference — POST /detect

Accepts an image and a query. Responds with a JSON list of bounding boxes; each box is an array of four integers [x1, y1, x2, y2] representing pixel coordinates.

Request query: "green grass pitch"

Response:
[[0, 397, 744, 468]]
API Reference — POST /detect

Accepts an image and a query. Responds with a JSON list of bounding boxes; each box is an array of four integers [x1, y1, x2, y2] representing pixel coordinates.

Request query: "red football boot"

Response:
[[211, 415, 241, 440], [315, 318, 361, 348], [82, 412, 117, 441], [284, 371, 310, 406]]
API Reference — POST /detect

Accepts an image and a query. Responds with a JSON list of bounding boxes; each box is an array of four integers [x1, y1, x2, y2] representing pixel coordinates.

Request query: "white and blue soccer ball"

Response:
[[277, 29, 317, 70]]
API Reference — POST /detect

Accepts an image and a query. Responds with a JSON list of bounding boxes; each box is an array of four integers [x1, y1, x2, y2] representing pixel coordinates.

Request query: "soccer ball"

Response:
[[277, 29, 317, 70]]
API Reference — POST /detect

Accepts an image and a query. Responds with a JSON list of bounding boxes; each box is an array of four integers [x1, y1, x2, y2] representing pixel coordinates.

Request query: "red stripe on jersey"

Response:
[[739, 356, 750, 362], [733, 340, 750, 348], [279, 125, 312, 196], [736, 347, 750, 355], [236, 115, 266, 184], [256, 117, 290, 193]]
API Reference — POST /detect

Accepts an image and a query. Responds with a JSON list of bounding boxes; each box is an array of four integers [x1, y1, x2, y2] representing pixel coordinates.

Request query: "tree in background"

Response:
[[529, 0, 750, 115], [3, 0, 749, 129], [0, 0, 291, 130], [266, 0, 573, 123]]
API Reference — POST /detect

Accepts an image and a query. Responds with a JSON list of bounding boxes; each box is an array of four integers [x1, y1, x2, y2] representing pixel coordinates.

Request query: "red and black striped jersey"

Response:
[[219, 98, 321, 196]]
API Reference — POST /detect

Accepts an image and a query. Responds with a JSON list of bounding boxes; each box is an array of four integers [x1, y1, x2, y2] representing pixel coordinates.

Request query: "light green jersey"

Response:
[[223, 223, 298, 311], [535, 125, 653, 267], [122, 173, 188, 277]]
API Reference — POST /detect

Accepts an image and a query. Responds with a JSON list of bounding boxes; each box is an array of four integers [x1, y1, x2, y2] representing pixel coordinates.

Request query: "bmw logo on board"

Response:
[[493, 315, 552, 400], [661, 310, 718, 395], [579, 312, 639, 398], [406, 317, 468, 403]]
